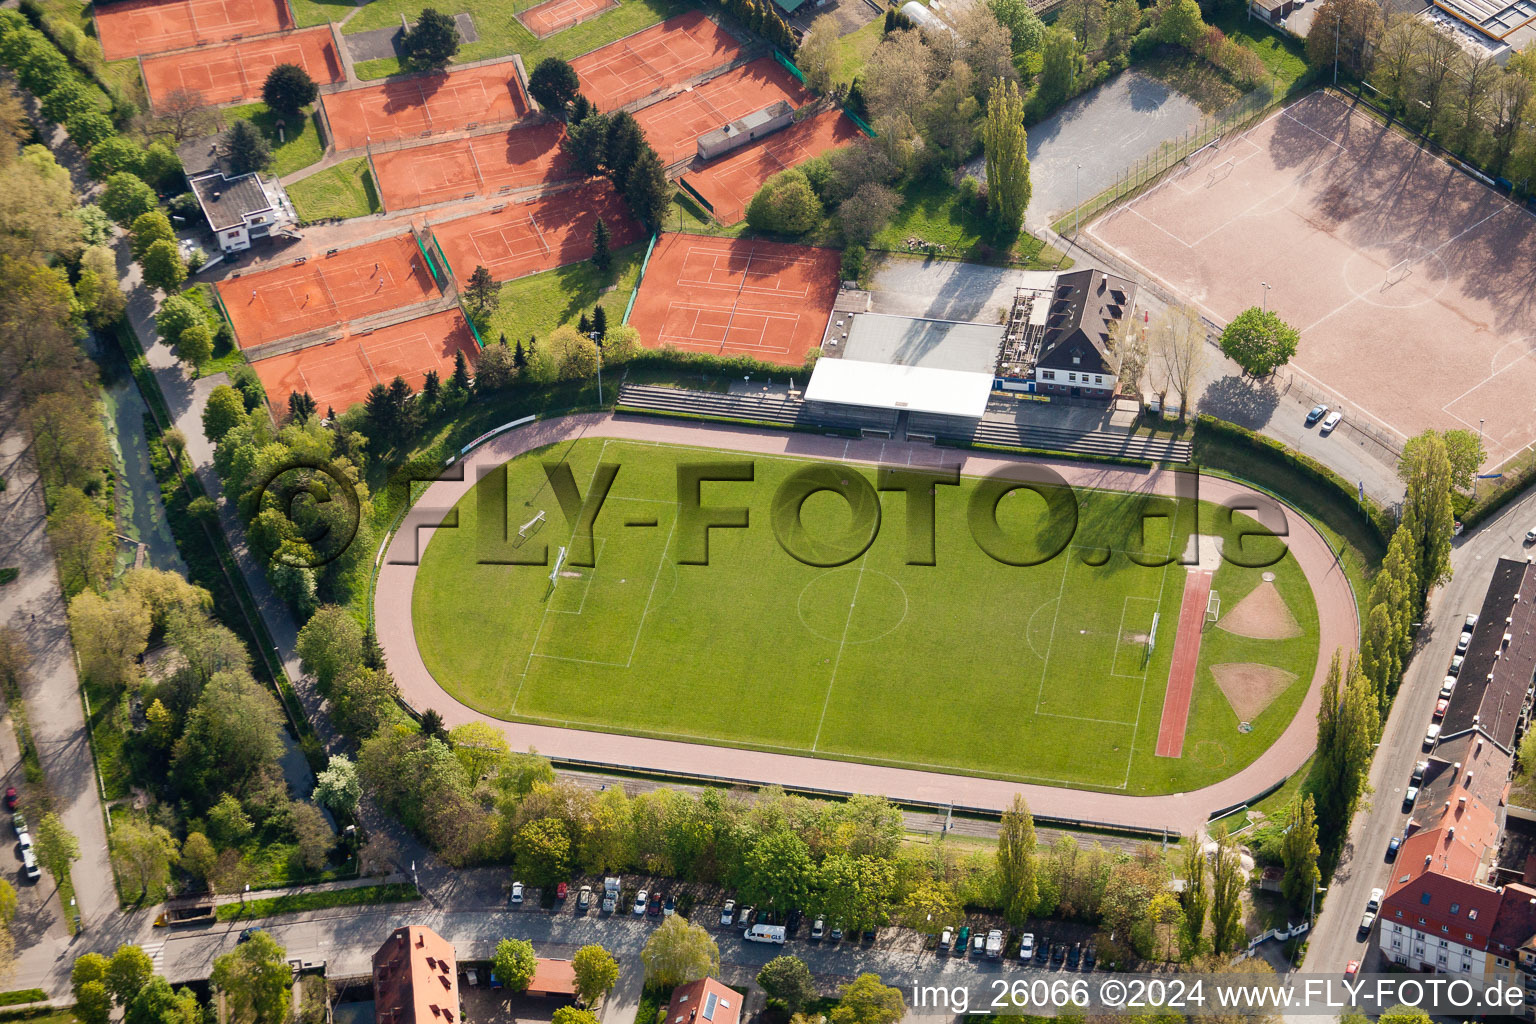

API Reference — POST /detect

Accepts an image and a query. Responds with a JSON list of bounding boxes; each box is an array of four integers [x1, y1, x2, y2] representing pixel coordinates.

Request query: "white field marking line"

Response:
[[547, 535, 605, 615], [464, 138, 487, 194], [625, 508, 677, 667], [1286, 361, 1411, 442], [1437, 336, 1536, 418], [1031, 551, 1073, 716], [1120, 524, 1181, 788], [810, 555, 868, 752], [527, 214, 553, 257], [714, 248, 757, 355], [1109, 594, 1160, 679], [512, 437, 611, 708]]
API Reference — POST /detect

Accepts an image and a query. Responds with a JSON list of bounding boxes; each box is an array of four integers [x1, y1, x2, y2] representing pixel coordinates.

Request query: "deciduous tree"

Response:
[[140, 237, 187, 293], [493, 938, 538, 992], [69, 588, 152, 686], [107, 944, 156, 1006], [572, 944, 619, 1006], [796, 15, 841, 93], [212, 930, 290, 1024], [757, 955, 815, 1012], [1280, 794, 1320, 909], [640, 915, 719, 987], [829, 974, 904, 1024], [111, 819, 179, 901], [1218, 306, 1298, 377], [1152, 303, 1206, 418], [983, 76, 1030, 228], [33, 812, 81, 886]]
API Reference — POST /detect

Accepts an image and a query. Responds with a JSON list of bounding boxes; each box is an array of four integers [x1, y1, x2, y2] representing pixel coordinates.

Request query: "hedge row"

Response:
[[1459, 453, 1536, 531], [17, 0, 138, 120], [1192, 414, 1394, 548]]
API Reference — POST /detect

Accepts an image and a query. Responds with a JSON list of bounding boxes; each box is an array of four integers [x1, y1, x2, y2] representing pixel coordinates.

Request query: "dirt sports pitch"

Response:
[[371, 123, 576, 211], [627, 233, 839, 365], [634, 58, 808, 166], [141, 26, 343, 109], [571, 11, 743, 111], [517, 0, 617, 38], [216, 234, 440, 348], [428, 182, 639, 282], [322, 65, 529, 151], [686, 109, 860, 224], [1089, 90, 1536, 470], [95, 0, 290, 60], [411, 439, 1321, 793], [250, 308, 477, 414]]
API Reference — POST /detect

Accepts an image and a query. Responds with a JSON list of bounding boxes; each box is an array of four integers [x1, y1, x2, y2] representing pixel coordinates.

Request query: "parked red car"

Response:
[[556, 882, 568, 900], [3, 787, 15, 812]]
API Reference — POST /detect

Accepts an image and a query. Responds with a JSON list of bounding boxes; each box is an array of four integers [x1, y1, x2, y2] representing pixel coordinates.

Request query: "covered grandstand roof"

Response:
[[804, 358, 993, 418], [842, 312, 1003, 374]]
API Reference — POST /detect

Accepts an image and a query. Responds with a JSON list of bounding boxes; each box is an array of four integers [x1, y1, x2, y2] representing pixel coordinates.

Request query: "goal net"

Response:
[[1383, 258, 1414, 290], [1205, 158, 1236, 187], [514, 509, 546, 547], [549, 544, 567, 587], [1204, 591, 1221, 630]]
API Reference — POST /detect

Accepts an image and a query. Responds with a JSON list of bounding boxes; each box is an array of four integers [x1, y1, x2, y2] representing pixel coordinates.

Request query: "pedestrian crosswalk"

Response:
[[143, 941, 166, 972]]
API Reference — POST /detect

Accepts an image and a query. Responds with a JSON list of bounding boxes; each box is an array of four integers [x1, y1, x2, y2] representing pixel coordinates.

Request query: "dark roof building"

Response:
[[372, 926, 459, 1024], [1032, 269, 1136, 398], [1437, 558, 1536, 753]]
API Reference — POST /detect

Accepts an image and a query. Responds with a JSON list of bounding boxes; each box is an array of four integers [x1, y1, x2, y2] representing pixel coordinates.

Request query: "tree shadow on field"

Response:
[[1198, 374, 1281, 429]]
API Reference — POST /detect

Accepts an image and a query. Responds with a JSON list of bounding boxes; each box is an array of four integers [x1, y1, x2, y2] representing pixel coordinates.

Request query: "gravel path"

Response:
[[374, 414, 1359, 835]]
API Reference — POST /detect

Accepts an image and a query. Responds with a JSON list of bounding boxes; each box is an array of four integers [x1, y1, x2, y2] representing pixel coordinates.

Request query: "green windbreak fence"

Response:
[[207, 282, 234, 331], [459, 302, 485, 348], [431, 233, 456, 289], [773, 49, 806, 84], [622, 232, 660, 324], [844, 108, 875, 137], [678, 177, 713, 212], [413, 232, 445, 288]]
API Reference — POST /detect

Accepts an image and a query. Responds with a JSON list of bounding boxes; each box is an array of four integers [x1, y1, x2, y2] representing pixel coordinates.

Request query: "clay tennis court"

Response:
[[96, 0, 290, 60], [571, 11, 744, 111], [635, 58, 809, 166], [626, 233, 839, 365], [430, 182, 640, 283], [323, 64, 529, 151], [1155, 569, 1213, 758], [686, 109, 859, 224], [252, 308, 478, 415], [517, 0, 617, 38], [1089, 90, 1536, 471], [216, 234, 440, 348], [141, 27, 342, 108], [371, 123, 577, 211]]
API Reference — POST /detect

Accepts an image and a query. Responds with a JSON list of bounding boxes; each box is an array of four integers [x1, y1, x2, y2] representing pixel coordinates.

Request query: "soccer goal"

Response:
[[1204, 591, 1221, 630], [1143, 611, 1161, 669], [1205, 158, 1236, 187], [548, 544, 567, 587], [514, 509, 546, 547], [1383, 258, 1414, 290]]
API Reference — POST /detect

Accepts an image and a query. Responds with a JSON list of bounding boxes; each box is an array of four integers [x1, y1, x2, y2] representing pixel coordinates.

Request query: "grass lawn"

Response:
[[218, 882, 420, 920], [221, 103, 325, 177], [483, 244, 644, 344], [830, 17, 883, 90], [183, 284, 246, 376], [288, 158, 382, 221], [289, 0, 362, 27], [34, 0, 146, 110], [82, 682, 131, 801], [1211, 9, 1311, 92], [871, 178, 1071, 269], [342, 0, 689, 72], [413, 438, 1319, 793]]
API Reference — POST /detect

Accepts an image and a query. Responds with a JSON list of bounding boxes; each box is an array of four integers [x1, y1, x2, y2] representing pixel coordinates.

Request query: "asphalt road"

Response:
[[1298, 485, 1536, 989]]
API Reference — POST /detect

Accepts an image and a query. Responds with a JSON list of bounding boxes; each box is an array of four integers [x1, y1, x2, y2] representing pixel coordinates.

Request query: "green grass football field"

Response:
[[412, 440, 1319, 794]]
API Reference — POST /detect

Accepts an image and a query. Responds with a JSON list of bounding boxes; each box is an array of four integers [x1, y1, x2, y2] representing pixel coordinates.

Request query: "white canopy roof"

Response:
[[805, 358, 993, 419]]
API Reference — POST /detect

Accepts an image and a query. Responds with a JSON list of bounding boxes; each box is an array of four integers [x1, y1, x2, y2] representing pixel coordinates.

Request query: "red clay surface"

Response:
[[429, 182, 640, 283], [141, 27, 342, 109], [216, 234, 439, 348], [375, 419, 1358, 833], [686, 109, 859, 224], [627, 233, 838, 365], [634, 58, 809, 166], [571, 11, 744, 111], [517, 0, 617, 38], [1089, 90, 1536, 472], [96, 0, 290, 60], [323, 64, 529, 151], [251, 308, 477, 414], [1155, 569, 1213, 758], [371, 123, 578, 211]]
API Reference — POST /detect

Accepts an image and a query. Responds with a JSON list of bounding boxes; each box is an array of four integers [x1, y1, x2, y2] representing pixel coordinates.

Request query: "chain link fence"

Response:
[[1051, 80, 1288, 236]]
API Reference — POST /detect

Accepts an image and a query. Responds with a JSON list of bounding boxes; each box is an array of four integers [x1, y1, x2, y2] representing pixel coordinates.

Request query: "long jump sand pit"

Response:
[[571, 11, 744, 111], [686, 109, 859, 224], [96, 0, 291, 59], [252, 308, 478, 415], [428, 182, 640, 283], [625, 233, 839, 365], [141, 27, 343, 108], [372, 123, 578, 211], [216, 234, 440, 348], [323, 64, 529, 150], [634, 58, 809, 166], [517, 0, 617, 38], [1088, 91, 1536, 469]]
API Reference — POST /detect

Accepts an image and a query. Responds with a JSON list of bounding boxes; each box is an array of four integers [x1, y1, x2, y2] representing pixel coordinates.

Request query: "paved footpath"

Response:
[[374, 413, 1360, 836], [0, 397, 116, 994]]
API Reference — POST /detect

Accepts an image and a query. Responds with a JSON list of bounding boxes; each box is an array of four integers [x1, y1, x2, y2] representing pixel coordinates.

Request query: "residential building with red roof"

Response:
[[373, 926, 460, 1024], [665, 978, 741, 1024]]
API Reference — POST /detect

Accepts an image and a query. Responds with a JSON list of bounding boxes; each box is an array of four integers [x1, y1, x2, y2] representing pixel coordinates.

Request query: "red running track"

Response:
[[1155, 569, 1214, 758]]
